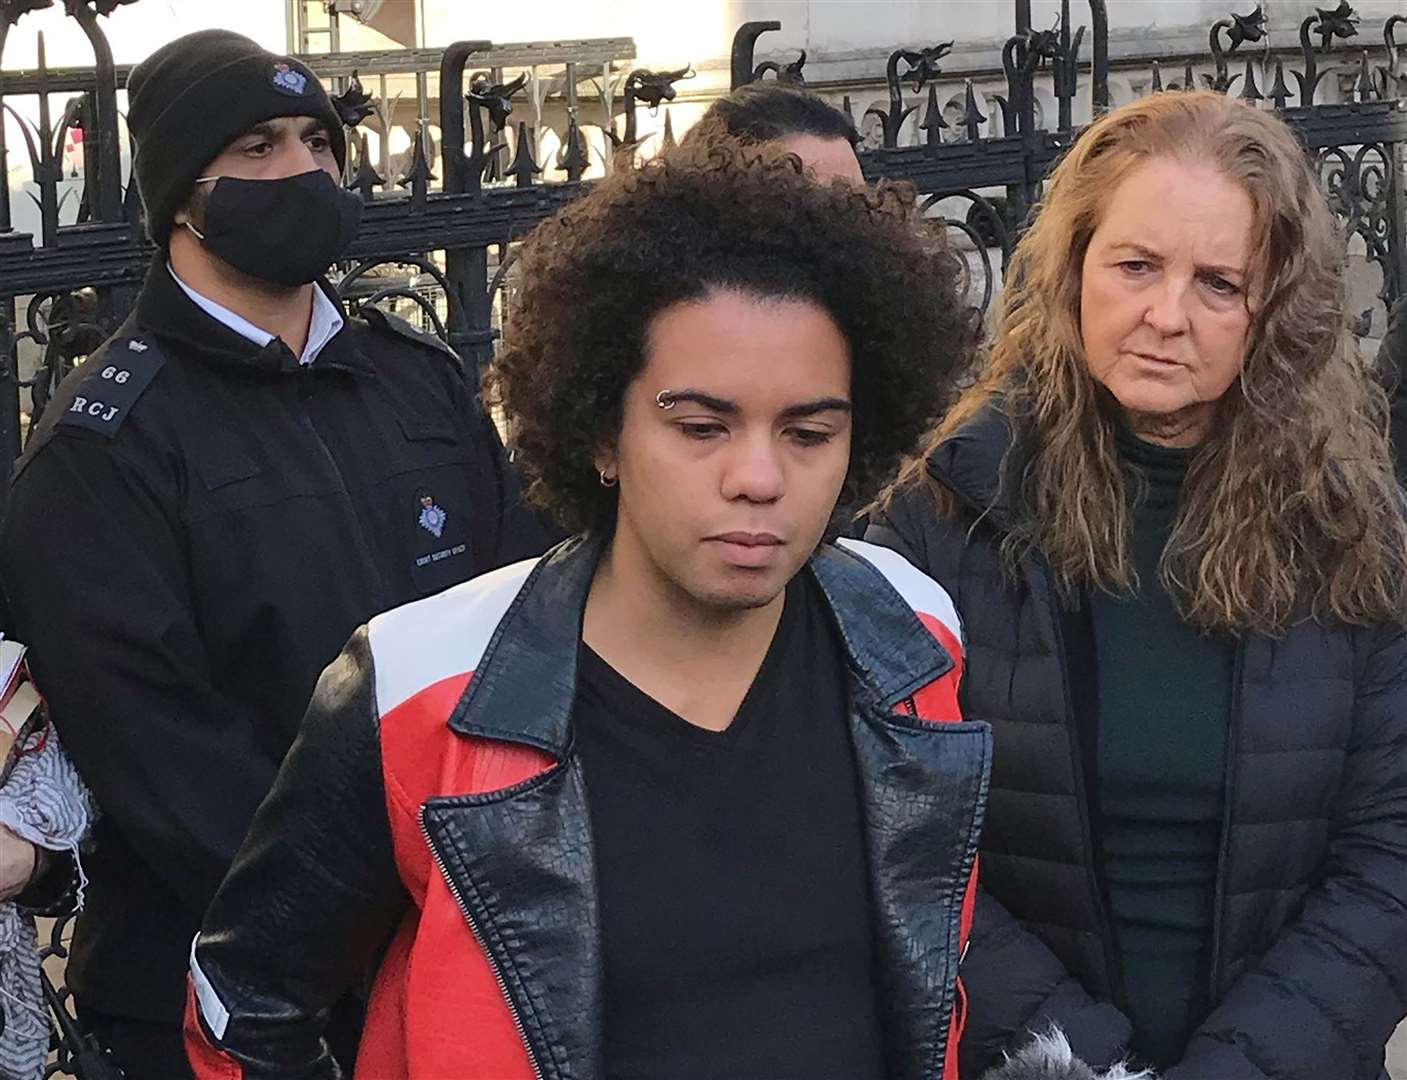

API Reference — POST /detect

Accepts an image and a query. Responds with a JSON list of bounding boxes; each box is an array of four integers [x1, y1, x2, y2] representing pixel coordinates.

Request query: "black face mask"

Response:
[[186, 169, 362, 287]]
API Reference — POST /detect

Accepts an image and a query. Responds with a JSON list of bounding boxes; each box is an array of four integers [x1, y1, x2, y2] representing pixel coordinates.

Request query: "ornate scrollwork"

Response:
[[752, 50, 806, 85], [1314, 0, 1360, 51], [1295, 1, 1361, 104], [466, 71, 528, 183], [1378, 14, 1406, 98], [337, 256, 456, 343], [867, 43, 954, 148], [80, 0, 138, 15], [624, 66, 693, 109], [919, 190, 1011, 318], [21, 288, 102, 430], [331, 70, 375, 128], [612, 66, 693, 149], [37, 914, 125, 1078], [1316, 142, 1397, 326], [1207, 5, 1266, 93], [997, 18, 1081, 136], [0, 0, 50, 26]]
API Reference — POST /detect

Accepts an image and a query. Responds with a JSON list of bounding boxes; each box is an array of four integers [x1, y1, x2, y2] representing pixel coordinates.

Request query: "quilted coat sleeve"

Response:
[[185, 628, 407, 1080], [961, 888, 1136, 1076], [867, 492, 1136, 1076], [1165, 622, 1407, 1080]]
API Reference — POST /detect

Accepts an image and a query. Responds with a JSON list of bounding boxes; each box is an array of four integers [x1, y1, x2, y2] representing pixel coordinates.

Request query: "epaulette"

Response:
[[360, 306, 463, 370], [54, 334, 166, 439]]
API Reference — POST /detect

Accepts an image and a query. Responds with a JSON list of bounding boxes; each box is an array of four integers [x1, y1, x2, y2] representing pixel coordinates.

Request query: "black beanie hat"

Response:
[[127, 30, 347, 246]]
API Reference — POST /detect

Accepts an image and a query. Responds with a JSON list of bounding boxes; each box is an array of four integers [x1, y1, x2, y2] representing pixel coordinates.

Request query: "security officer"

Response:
[[0, 30, 549, 1079]]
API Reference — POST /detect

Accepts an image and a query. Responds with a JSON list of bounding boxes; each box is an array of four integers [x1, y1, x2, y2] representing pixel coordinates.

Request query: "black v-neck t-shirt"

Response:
[[574, 576, 887, 1080]]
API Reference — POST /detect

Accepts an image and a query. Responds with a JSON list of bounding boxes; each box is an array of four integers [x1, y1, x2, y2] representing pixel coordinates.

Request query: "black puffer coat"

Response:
[[867, 405, 1407, 1080]]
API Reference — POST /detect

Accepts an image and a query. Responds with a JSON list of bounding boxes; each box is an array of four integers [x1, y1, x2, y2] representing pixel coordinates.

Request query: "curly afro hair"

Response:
[[485, 136, 978, 534]]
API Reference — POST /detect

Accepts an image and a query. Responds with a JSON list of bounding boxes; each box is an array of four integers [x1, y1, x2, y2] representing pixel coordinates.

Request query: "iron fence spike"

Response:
[[921, 83, 947, 149], [1358, 49, 1375, 100], [962, 78, 986, 142], [1240, 57, 1263, 101], [1268, 59, 1292, 107], [507, 119, 543, 187]]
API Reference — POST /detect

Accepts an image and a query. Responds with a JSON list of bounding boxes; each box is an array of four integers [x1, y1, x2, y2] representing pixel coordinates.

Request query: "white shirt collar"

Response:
[[167, 263, 344, 366]]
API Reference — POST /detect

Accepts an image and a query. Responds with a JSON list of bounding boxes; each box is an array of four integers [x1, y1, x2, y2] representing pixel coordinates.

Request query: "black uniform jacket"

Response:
[[0, 264, 552, 1022]]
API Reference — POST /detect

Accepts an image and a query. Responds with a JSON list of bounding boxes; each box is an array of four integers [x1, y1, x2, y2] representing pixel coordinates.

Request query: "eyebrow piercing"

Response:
[[655, 390, 676, 410]]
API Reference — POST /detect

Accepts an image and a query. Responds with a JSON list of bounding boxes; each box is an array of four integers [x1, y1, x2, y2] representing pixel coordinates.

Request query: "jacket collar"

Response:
[[135, 261, 373, 378], [810, 542, 952, 708], [448, 534, 955, 756], [449, 535, 598, 756], [432, 535, 982, 1080], [924, 401, 1023, 530]]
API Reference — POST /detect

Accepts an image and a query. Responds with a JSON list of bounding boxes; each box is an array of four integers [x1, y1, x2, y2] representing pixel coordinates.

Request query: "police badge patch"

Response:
[[271, 62, 309, 96], [410, 488, 468, 588], [418, 494, 447, 539]]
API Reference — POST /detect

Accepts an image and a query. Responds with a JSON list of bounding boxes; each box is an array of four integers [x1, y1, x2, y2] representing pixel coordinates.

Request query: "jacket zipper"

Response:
[[921, 461, 1127, 1014], [938, 835, 978, 1080], [1206, 641, 1244, 1002], [419, 808, 546, 1080], [296, 370, 388, 614], [1037, 568, 1126, 1009], [895, 692, 973, 1080]]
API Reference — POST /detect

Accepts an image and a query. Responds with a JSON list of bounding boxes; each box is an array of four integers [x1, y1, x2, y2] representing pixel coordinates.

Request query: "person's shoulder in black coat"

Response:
[[866, 457, 1137, 1079]]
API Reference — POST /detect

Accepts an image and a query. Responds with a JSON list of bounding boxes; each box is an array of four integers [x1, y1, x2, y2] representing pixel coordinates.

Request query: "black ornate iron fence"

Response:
[[0, 2, 1401, 1076], [796, 1, 1404, 349], [0, 1, 1402, 499]]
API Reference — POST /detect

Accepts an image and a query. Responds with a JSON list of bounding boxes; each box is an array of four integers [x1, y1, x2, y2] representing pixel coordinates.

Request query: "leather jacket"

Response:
[[184, 536, 991, 1080]]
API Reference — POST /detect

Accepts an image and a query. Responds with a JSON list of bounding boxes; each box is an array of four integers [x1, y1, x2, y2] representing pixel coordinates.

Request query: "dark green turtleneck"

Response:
[[1088, 425, 1234, 1070]]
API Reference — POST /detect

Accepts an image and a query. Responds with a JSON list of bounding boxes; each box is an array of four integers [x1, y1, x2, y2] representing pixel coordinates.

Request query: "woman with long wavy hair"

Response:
[[868, 91, 1407, 1079]]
